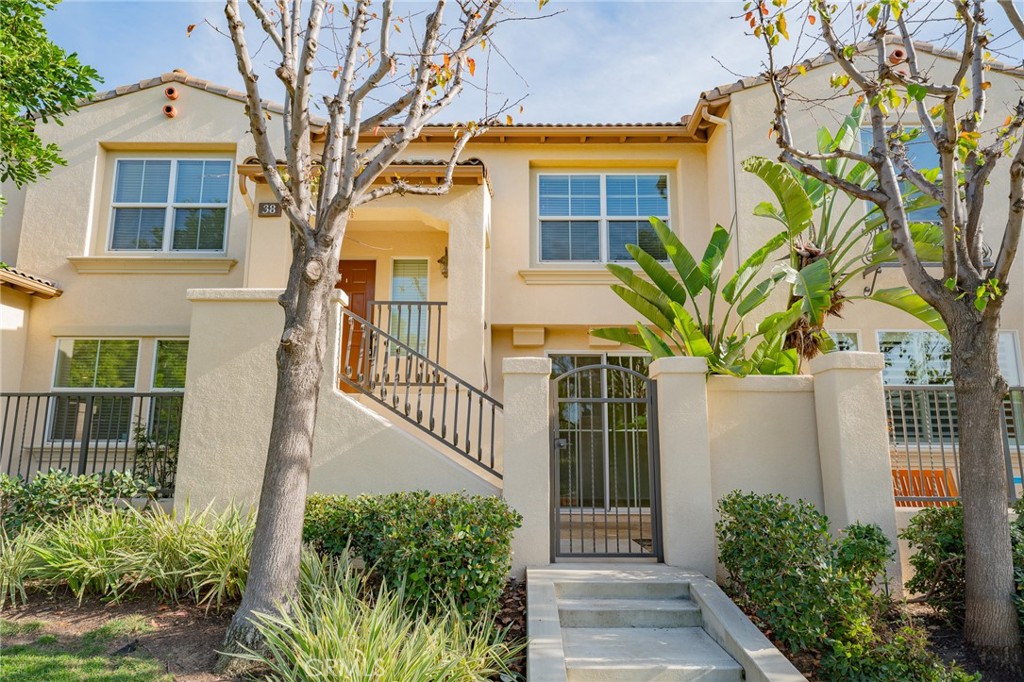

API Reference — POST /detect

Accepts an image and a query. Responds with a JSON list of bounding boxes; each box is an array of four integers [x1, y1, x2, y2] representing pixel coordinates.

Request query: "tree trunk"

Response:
[[949, 309, 1023, 667], [219, 237, 341, 662]]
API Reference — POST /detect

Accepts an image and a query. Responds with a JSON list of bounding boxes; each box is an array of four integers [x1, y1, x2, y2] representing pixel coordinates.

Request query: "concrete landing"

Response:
[[527, 564, 805, 682]]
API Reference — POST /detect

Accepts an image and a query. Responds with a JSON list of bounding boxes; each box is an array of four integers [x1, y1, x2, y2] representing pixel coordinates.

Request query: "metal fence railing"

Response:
[[885, 386, 1024, 507], [369, 301, 447, 367], [0, 392, 183, 491]]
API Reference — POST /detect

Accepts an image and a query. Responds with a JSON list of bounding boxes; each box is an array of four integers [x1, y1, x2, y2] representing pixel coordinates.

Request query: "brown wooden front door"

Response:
[[338, 260, 376, 392]]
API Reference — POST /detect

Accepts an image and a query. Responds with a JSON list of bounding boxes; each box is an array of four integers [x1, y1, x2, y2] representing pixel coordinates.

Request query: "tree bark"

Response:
[[220, 235, 342, 659], [949, 306, 1023, 667]]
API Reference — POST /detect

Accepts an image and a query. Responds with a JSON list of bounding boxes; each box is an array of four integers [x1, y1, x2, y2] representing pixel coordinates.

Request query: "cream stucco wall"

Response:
[[0, 288, 32, 392], [173, 290, 499, 511], [8, 83, 267, 394]]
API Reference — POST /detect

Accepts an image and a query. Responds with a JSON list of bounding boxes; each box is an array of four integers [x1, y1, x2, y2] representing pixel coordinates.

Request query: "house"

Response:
[[1, 41, 1022, 573]]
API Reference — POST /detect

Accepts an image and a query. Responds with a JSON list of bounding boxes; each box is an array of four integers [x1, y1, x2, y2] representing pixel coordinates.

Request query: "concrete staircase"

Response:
[[528, 565, 805, 682]]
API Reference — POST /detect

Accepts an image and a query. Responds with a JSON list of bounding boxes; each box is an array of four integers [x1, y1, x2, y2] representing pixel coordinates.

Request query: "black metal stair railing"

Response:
[[339, 307, 502, 479]]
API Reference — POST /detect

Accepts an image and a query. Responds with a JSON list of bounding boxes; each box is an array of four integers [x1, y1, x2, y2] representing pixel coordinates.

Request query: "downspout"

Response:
[[701, 109, 740, 271]]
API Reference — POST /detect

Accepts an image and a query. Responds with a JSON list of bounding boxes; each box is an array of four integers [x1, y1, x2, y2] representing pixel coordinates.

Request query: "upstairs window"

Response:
[[860, 129, 940, 223], [538, 173, 669, 263], [110, 159, 231, 252]]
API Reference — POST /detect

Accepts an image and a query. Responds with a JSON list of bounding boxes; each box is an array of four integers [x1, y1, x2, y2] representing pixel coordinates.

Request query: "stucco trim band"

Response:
[[69, 256, 238, 275], [51, 325, 190, 338]]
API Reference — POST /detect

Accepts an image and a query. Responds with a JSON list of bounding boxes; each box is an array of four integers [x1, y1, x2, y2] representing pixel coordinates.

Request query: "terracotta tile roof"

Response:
[[699, 35, 1024, 102], [0, 267, 62, 298]]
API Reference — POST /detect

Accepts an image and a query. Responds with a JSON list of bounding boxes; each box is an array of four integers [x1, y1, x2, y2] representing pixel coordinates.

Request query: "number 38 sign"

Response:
[[258, 202, 282, 217]]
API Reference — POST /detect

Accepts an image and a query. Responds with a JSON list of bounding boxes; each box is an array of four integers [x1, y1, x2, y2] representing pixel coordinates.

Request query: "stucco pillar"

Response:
[[809, 351, 901, 583], [445, 188, 489, 387], [502, 357, 552, 577], [649, 356, 716, 577]]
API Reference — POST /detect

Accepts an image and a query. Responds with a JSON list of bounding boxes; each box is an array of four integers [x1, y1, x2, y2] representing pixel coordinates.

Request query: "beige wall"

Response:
[[8, 84, 263, 394], [0, 288, 32, 392], [173, 290, 498, 512]]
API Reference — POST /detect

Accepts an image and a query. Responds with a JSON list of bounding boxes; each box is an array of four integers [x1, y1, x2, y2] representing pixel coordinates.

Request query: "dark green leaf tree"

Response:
[[0, 0, 100, 206]]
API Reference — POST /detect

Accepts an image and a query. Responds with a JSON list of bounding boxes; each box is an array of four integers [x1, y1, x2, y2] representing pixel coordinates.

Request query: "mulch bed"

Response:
[[906, 603, 1022, 682], [495, 577, 528, 680], [3, 587, 238, 681]]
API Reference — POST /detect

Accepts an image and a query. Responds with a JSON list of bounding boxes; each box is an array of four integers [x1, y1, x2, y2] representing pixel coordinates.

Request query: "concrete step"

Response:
[[554, 580, 690, 600], [562, 626, 744, 682], [558, 597, 702, 628]]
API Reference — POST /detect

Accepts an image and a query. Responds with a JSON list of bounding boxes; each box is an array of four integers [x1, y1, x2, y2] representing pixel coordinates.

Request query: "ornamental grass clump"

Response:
[[231, 550, 522, 682], [0, 526, 45, 608]]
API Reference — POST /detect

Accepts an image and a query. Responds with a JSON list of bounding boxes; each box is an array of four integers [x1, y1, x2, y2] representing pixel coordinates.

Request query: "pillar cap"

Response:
[[808, 351, 884, 374], [503, 357, 552, 375], [649, 356, 708, 377]]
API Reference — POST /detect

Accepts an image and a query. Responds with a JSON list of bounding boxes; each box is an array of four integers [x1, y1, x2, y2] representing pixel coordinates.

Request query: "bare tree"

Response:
[[752, 0, 1024, 666], [220, 0, 514, 652]]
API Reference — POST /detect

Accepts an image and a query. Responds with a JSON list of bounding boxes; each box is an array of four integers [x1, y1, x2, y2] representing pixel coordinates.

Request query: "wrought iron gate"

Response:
[[550, 364, 662, 560]]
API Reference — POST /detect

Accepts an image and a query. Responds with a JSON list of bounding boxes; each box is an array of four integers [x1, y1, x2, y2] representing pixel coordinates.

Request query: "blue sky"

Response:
[[46, 1, 1022, 124]]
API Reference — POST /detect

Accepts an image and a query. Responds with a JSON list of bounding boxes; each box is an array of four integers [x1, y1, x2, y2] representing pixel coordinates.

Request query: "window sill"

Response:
[[518, 267, 651, 285], [68, 256, 238, 275]]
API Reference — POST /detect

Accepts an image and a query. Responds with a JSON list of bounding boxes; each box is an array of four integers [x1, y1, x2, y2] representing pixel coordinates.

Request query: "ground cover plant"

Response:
[[717, 491, 977, 681]]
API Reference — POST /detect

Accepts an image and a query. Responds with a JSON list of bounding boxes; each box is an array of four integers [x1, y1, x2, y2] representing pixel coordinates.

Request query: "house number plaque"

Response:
[[258, 202, 282, 217]]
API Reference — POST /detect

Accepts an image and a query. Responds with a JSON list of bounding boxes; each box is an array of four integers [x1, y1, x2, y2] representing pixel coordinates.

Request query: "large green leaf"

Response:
[[870, 222, 945, 263], [750, 333, 799, 375], [636, 323, 674, 359], [590, 327, 646, 350], [737, 274, 783, 317], [722, 231, 788, 303], [757, 300, 803, 337], [625, 244, 688, 307], [649, 217, 703, 299], [700, 224, 731, 293], [669, 301, 713, 357], [776, 259, 833, 326], [742, 157, 814, 236], [607, 263, 674, 320], [868, 287, 948, 335], [611, 284, 674, 333]]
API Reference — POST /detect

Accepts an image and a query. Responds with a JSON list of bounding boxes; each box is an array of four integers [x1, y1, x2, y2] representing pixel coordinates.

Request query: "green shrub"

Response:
[[231, 550, 522, 682], [304, 492, 521, 617], [186, 505, 254, 610], [716, 491, 841, 651], [717, 491, 971, 681], [900, 499, 1024, 627], [822, 625, 979, 682], [0, 469, 151, 535]]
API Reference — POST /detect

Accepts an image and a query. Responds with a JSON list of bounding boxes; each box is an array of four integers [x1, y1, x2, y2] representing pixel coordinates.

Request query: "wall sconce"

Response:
[[437, 247, 449, 278]]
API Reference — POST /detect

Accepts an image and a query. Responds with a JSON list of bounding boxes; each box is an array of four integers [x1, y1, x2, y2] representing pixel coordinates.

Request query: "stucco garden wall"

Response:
[[173, 289, 498, 513]]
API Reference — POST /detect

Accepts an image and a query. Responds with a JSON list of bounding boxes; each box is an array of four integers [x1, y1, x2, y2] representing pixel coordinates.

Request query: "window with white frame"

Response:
[[110, 158, 232, 252], [152, 339, 189, 390], [830, 331, 860, 352], [538, 173, 669, 263], [50, 339, 140, 441]]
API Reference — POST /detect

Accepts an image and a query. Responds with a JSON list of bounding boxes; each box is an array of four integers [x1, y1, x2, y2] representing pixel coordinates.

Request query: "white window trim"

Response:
[[51, 337, 142, 393], [108, 157, 232, 254], [48, 337, 143, 445], [151, 338, 189, 393], [829, 329, 861, 351], [535, 172, 672, 265], [389, 257, 431, 301]]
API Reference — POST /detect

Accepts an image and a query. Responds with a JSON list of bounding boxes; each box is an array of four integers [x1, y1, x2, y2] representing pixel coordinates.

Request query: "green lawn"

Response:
[[0, 616, 172, 682]]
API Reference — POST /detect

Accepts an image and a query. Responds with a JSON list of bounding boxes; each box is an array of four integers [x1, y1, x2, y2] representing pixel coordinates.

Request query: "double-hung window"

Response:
[[389, 259, 429, 355], [110, 158, 232, 252], [50, 339, 140, 441], [538, 173, 669, 263]]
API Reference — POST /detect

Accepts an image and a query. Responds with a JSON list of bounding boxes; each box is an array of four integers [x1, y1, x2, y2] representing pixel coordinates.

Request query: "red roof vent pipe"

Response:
[[888, 47, 907, 64], [163, 104, 177, 118], [164, 86, 179, 100]]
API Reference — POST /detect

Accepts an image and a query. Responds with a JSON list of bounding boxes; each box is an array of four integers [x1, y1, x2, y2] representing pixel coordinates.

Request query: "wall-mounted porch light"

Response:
[[438, 247, 449, 278]]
